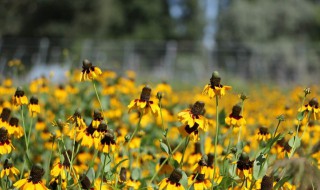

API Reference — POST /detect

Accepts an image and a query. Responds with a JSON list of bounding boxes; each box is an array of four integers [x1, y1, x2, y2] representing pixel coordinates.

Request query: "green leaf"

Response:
[[219, 109, 226, 126], [296, 111, 305, 121], [87, 167, 95, 181], [168, 157, 179, 168], [253, 153, 268, 180], [218, 176, 237, 189], [288, 136, 301, 149], [180, 170, 188, 188], [131, 168, 140, 181], [160, 142, 170, 155], [274, 176, 292, 189]]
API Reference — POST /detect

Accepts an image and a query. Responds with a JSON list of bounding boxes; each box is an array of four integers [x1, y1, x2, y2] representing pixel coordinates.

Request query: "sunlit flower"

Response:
[[80, 59, 102, 81], [12, 87, 28, 106], [192, 156, 208, 175], [205, 153, 220, 180], [178, 123, 200, 142], [299, 97, 319, 120], [178, 101, 208, 131], [98, 130, 116, 153], [14, 165, 48, 190], [188, 173, 212, 190], [92, 110, 104, 128], [0, 108, 11, 129], [225, 104, 246, 128], [54, 85, 68, 104], [128, 86, 160, 116], [0, 127, 14, 154], [256, 126, 271, 141], [158, 168, 185, 190], [28, 96, 40, 115], [7, 117, 24, 138], [50, 150, 73, 180], [0, 159, 20, 178], [202, 71, 231, 98], [236, 154, 253, 178]]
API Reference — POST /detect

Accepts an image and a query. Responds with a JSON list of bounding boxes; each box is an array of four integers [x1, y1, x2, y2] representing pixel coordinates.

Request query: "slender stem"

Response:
[[20, 106, 28, 152], [5, 175, 9, 190], [92, 81, 105, 116], [179, 137, 190, 167], [159, 98, 172, 154], [238, 100, 244, 144], [213, 95, 219, 184], [27, 114, 34, 147], [273, 120, 281, 138], [127, 111, 143, 146], [46, 139, 55, 186], [100, 153, 109, 190]]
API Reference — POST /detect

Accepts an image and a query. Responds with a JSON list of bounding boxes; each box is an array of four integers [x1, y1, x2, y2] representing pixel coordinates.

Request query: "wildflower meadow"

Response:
[[1, 59, 320, 190]]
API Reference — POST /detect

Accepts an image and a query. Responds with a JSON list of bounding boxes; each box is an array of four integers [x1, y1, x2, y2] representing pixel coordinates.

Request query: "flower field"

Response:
[[1, 60, 320, 190]]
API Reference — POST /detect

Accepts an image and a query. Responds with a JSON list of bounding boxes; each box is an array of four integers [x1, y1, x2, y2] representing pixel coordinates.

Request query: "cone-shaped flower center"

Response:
[[30, 96, 39, 105], [29, 165, 45, 183], [82, 59, 93, 71], [0, 127, 8, 142], [120, 167, 127, 182], [309, 98, 319, 107], [0, 108, 11, 122], [191, 101, 205, 115], [198, 155, 208, 166], [258, 126, 269, 135], [237, 155, 253, 170], [4, 159, 13, 169], [140, 86, 151, 101], [231, 104, 242, 118], [168, 168, 183, 183], [93, 110, 103, 121], [101, 132, 116, 145], [196, 173, 205, 181], [14, 87, 25, 97], [261, 175, 274, 190], [194, 142, 201, 154], [207, 153, 214, 166], [97, 122, 108, 132], [80, 174, 91, 189], [9, 117, 19, 127]]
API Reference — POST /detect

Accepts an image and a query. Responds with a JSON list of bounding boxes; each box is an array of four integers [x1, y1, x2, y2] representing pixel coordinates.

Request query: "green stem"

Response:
[[273, 120, 281, 138], [213, 95, 219, 184], [179, 137, 190, 167], [127, 111, 143, 146], [46, 139, 55, 186], [100, 153, 109, 190], [93, 81, 105, 117], [27, 115, 34, 148], [159, 98, 172, 155]]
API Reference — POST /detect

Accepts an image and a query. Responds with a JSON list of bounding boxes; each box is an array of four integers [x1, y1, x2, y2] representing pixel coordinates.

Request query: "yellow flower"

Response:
[[225, 104, 246, 128], [0, 159, 20, 178], [299, 97, 319, 120], [158, 168, 185, 190], [12, 87, 28, 106], [98, 131, 116, 153], [50, 150, 73, 180], [236, 155, 253, 179], [128, 86, 160, 116], [202, 71, 231, 99], [0, 108, 11, 129], [178, 124, 200, 142], [7, 117, 24, 138], [0, 127, 14, 155], [256, 126, 271, 141], [28, 96, 41, 115], [177, 101, 208, 131], [188, 173, 212, 190], [80, 59, 102, 81], [14, 165, 48, 190]]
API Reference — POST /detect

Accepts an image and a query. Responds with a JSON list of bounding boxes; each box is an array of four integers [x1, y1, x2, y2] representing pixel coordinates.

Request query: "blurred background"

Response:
[[1, 0, 320, 86]]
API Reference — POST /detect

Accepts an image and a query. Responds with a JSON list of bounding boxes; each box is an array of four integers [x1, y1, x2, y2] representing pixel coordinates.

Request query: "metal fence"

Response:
[[1, 38, 319, 85]]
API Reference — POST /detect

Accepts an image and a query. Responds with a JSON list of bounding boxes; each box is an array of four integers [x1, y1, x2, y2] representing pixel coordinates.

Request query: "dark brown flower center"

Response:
[[0, 127, 8, 142], [237, 155, 253, 171], [207, 153, 214, 166], [196, 173, 205, 181], [97, 122, 108, 132], [119, 167, 127, 182], [14, 87, 25, 97], [29, 165, 45, 184], [82, 59, 93, 71], [30, 96, 39, 105], [93, 110, 103, 121], [168, 168, 183, 183], [9, 117, 19, 127], [191, 101, 205, 116], [140, 86, 152, 101], [261, 175, 274, 190], [159, 157, 167, 165], [258, 126, 269, 135], [101, 132, 116, 145], [3, 159, 13, 169], [198, 156, 208, 166], [0, 108, 11, 122], [194, 142, 201, 154], [231, 104, 242, 118], [309, 98, 319, 108], [80, 174, 91, 189], [210, 75, 222, 88]]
